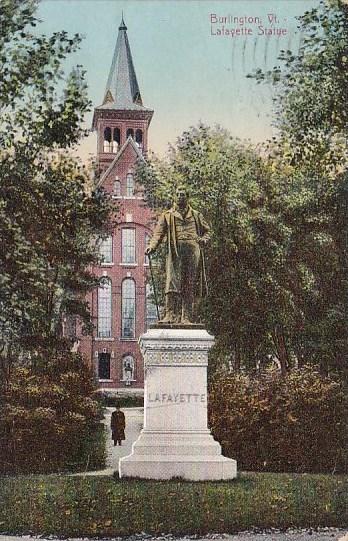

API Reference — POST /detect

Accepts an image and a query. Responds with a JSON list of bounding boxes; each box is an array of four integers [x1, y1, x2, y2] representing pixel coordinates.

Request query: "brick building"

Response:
[[78, 17, 157, 394]]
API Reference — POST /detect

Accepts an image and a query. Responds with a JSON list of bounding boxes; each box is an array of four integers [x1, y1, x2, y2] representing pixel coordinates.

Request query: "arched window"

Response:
[[98, 351, 111, 379], [114, 179, 121, 196], [144, 232, 150, 265], [122, 354, 135, 383], [121, 228, 135, 264], [126, 173, 134, 197], [126, 128, 134, 139], [103, 127, 111, 153], [121, 278, 135, 339], [113, 127, 120, 153], [135, 129, 143, 149], [146, 282, 158, 330], [98, 278, 112, 338], [99, 235, 112, 264]]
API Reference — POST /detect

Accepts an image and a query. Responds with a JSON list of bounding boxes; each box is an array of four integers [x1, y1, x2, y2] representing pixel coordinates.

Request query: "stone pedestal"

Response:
[[119, 328, 237, 480]]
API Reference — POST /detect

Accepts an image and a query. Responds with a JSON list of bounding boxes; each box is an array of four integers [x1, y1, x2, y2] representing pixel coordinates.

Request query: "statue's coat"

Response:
[[149, 206, 210, 296]]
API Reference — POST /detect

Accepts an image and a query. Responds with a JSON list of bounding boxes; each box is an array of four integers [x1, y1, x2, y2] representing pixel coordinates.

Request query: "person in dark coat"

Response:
[[111, 405, 126, 446]]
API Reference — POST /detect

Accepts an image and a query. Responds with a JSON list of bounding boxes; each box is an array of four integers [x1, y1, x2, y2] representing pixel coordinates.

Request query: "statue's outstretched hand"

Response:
[[198, 237, 208, 247]]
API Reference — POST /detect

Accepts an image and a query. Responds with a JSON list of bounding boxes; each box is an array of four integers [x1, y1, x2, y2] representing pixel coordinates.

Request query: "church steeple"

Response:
[[80, 12, 155, 395], [101, 16, 144, 110], [92, 17, 153, 164]]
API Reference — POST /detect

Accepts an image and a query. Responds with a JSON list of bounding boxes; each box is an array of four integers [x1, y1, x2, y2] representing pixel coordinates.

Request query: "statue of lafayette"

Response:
[[145, 188, 210, 325]]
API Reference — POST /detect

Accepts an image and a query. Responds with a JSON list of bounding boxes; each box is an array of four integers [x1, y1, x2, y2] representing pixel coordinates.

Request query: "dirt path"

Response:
[[74, 407, 143, 476]]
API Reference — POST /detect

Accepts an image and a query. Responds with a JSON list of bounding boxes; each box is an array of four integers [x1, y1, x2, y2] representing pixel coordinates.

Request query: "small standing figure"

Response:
[[124, 360, 133, 386], [111, 405, 126, 446], [145, 187, 210, 324]]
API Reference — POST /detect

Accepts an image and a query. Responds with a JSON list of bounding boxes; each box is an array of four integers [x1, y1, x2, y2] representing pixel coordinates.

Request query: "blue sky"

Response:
[[38, 0, 319, 158]]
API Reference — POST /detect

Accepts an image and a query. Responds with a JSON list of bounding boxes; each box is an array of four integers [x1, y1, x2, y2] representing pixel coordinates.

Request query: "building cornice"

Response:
[[92, 108, 154, 130]]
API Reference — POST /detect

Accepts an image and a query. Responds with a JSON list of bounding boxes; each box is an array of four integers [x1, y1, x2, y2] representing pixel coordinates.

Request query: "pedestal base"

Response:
[[119, 430, 237, 480], [119, 328, 237, 481]]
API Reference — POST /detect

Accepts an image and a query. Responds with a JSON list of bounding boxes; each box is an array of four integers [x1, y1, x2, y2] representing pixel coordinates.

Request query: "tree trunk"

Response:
[[271, 325, 290, 376]]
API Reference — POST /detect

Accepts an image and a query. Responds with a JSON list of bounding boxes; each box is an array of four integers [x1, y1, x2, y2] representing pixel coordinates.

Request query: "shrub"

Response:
[[96, 392, 144, 408], [209, 367, 347, 473], [64, 422, 106, 472], [0, 345, 106, 474]]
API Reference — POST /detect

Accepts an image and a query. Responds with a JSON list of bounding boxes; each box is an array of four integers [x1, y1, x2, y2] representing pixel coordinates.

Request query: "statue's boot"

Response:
[[181, 298, 194, 325], [160, 293, 179, 324]]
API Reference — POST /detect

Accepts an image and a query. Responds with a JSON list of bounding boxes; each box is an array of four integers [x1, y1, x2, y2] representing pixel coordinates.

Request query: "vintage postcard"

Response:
[[1, 0, 347, 538]]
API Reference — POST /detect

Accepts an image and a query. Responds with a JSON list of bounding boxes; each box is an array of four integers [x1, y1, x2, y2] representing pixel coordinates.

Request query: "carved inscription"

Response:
[[144, 350, 207, 365], [148, 392, 206, 404]]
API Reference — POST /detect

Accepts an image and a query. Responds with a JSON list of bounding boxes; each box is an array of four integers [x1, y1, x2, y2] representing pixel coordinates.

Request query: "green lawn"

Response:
[[0, 472, 347, 537]]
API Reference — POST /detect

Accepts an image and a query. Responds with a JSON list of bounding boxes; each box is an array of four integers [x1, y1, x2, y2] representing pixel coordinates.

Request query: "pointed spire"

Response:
[[101, 16, 144, 110], [119, 12, 127, 30]]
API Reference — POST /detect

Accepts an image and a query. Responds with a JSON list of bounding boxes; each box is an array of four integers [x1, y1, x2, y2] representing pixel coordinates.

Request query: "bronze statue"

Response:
[[145, 188, 210, 325]]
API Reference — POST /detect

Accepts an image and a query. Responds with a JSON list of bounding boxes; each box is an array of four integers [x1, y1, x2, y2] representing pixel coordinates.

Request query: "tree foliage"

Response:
[[0, 0, 113, 372], [249, 0, 348, 379], [139, 0, 348, 381], [250, 0, 348, 170], [138, 126, 301, 373], [0, 0, 113, 471]]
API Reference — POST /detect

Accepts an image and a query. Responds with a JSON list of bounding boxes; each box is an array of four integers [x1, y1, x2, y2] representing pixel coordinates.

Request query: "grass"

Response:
[[0, 472, 347, 537]]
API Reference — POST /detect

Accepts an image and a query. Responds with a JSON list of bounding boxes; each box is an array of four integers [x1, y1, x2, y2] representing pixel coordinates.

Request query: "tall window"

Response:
[[114, 179, 121, 196], [98, 352, 111, 379], [122, 279, 135, 338], [146, 283, 158, 330], [126, 128, 134, 139], [135, 129, 143, 149], [98, 278, 112, 338], [126, 173, 134, 196], [103, 127, 111, 153], [144, 233, 150, 265], [113, 127, 120, 152], [122, 228, 135, 264], [122, 354, 135, 383], [99, 235, 112, 264]]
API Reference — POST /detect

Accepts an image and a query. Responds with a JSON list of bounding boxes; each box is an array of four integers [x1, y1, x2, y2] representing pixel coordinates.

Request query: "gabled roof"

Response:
[[95, 17, 150, 112], [96, 136, 145, 189]]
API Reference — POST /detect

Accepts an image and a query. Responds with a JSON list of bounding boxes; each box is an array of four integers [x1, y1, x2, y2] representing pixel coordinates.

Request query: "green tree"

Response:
[[250, 0, 348, 379], [138, 125, 303, 374], [141, 2, 348, 380], [140, 123, 348, 379], [0, 0, 113, 472], [0, 1, 113, 370], [250, 0, 348, 170]]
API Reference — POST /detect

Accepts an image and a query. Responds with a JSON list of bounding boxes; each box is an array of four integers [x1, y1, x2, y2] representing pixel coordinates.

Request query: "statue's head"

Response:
[[175, 186, 190, 208]]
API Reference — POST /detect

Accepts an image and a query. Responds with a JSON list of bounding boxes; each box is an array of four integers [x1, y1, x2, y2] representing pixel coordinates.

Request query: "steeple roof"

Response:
[[96, 136, 145, 189], [96, 17, 149, 112]]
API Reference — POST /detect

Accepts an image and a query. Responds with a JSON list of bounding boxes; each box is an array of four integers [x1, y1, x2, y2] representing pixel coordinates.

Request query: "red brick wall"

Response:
[[78, 109, 154, 392]]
